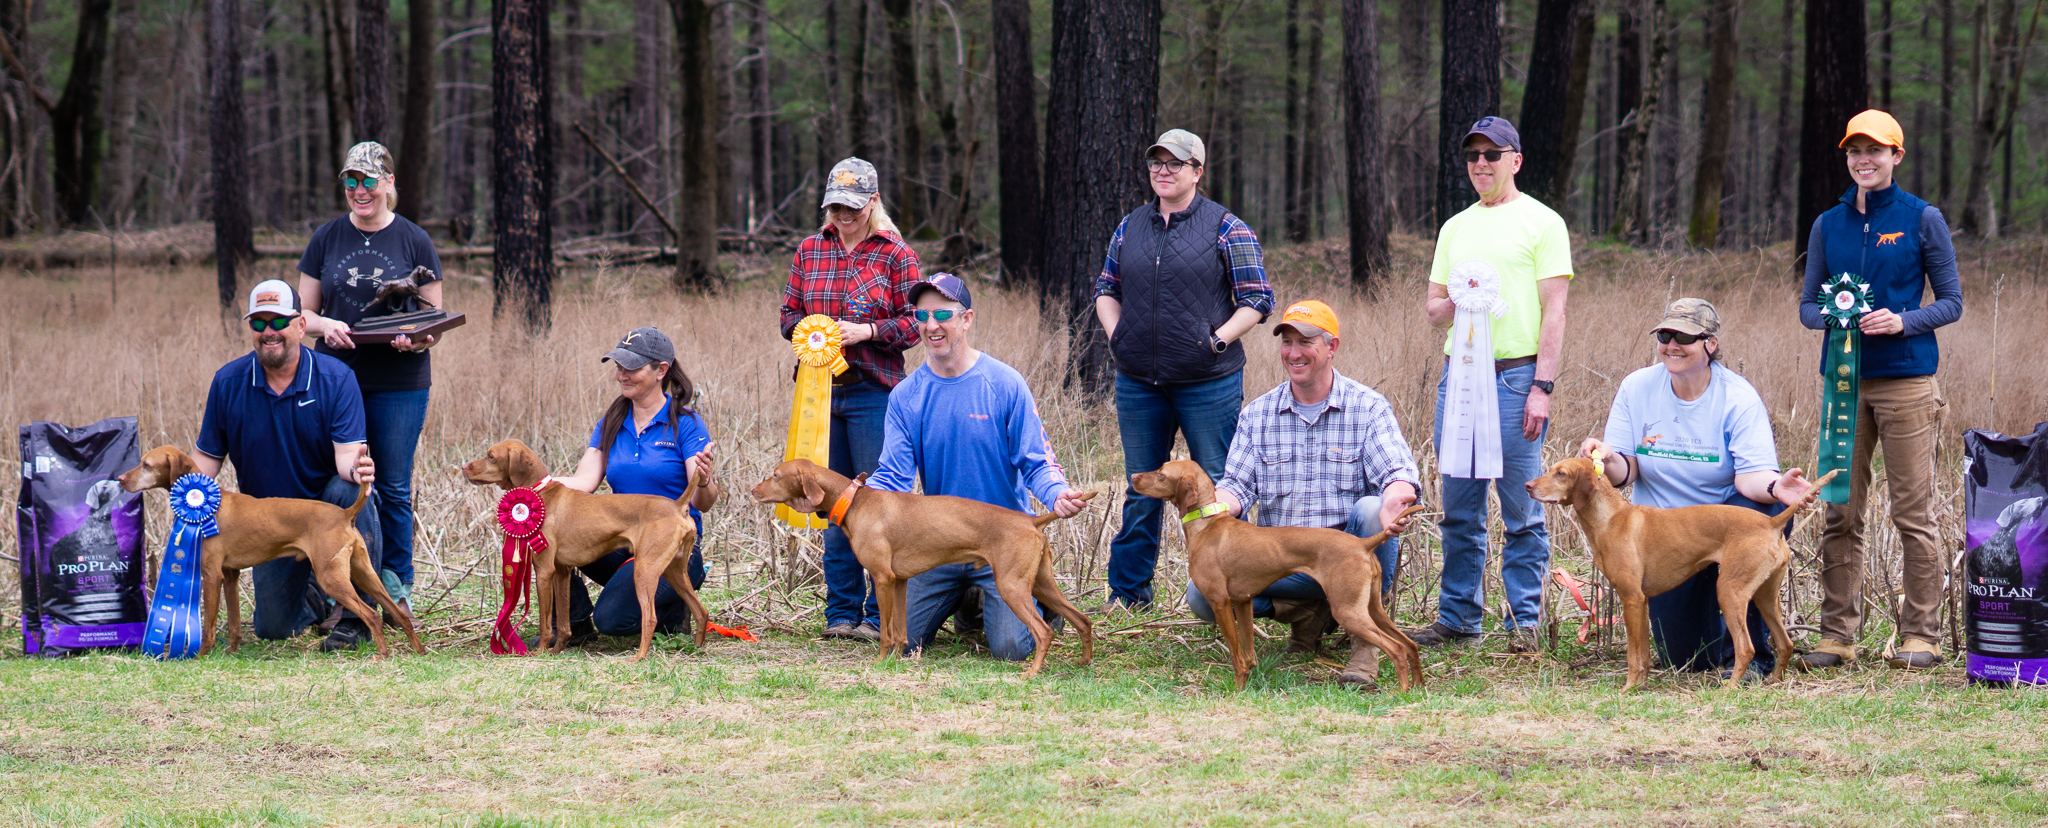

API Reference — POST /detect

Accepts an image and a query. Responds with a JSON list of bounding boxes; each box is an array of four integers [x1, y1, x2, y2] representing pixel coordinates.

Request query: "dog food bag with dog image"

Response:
[[1963, 423, 2048, 685], [16, 417, 147, 655]]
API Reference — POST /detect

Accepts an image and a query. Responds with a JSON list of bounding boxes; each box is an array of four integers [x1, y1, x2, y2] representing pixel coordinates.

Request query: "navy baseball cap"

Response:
[[1462, 116, 1522, 152], [908, 273, 973, 309]]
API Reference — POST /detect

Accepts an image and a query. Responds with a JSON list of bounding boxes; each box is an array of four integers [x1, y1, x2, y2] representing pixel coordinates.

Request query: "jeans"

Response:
[[251, 473, 382, 640], [362, 388, 430, 589], [1433, 361, 1549, 634], [567, 547, 706, 636], [1647, 493, 1784, 673], [824, 380, 887, 628], [903, 562, 1058, 662], [1108, 370, 1243, 606], [1185, 496, 1399, 621]]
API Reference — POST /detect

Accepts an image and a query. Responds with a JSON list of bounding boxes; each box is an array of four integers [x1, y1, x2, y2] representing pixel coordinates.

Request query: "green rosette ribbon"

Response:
[[1816, 272, 1872, 504]]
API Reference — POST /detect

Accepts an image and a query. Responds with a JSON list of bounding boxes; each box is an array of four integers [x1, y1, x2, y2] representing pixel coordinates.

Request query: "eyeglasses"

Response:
[[247, 316, 294, 332], [913, 309, 962, 323], [1653, 330, 1706, 345], [1146, 158, 1198, 173], [1462, 149, 1514, 164], [342, 176, 380, 191]]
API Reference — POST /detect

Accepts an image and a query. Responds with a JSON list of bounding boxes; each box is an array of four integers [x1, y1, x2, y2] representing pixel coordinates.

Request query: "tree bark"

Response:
[[749, 0, 771, 229], [1794, 0, 1867, 260], [1043, 0, 1160, 395], [49, 0, 112, 226], [1303, 0, 1327, 238], [1767, 0, 1796, 237], [671, 0, 721, 290], [1516, 0, 1581, 205], [1957, 0, 2041, 236], [396, 0, 435, 219], [1686, 0, 1739, 248], [1609, 0, 1668, 241], [493, 0, 555, 330], [356, 0, 388, 142], [318, 0, 355, 165], [882, 0, 925, 232], [443, 0, 478, 237], [1284, 0, 1303, 242], [1342, 0, 1387, 289], [633, 0, 665, 241], [211, 0, 252, 309], [712, 1, 736, 230], [1437, 0, 1500, 228], [846, 0, 873, 159], [993, 0, 1042, 287], [1551, 3, 1596, 211], [1397, 0, 1431, 227]]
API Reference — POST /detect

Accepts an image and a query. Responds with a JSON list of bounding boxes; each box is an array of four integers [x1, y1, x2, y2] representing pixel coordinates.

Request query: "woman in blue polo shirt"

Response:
[[558, 326, 721, 640]]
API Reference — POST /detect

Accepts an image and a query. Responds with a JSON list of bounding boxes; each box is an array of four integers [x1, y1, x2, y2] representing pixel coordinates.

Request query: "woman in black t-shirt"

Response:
[[296, 141, 446, 651]]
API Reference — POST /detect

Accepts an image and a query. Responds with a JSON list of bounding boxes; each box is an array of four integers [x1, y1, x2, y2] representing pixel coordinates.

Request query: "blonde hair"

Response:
[[344, 145, 400, 212], [819, 196, 900, 239]]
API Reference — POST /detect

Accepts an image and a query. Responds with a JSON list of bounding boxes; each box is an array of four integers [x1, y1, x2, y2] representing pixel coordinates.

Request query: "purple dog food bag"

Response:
[[1963, 423, 2048, 685], [16, 416, 147, 655]]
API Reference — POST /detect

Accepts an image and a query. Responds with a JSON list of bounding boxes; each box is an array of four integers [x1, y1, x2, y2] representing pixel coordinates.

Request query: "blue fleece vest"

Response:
[[1813, 184, 1941, 378]]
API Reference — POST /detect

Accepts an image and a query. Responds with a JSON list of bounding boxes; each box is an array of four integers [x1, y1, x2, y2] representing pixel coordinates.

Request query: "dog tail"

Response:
[[1030, 491, 1098, 528], [673, 471, 702, 518], [1768, 470, 1841, 529], [343, 478, 372, 521]]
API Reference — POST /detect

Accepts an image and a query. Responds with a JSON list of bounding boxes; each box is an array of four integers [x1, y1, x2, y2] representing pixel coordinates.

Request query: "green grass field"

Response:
[[4, 615, 2045, 827]]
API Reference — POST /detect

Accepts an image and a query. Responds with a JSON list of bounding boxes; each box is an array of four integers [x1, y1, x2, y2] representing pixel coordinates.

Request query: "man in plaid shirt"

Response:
[[1189, 300, 1422, 688]]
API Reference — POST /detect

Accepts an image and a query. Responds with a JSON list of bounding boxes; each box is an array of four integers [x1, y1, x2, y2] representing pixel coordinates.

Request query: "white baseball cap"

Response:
[[244, 279, 300, 319]]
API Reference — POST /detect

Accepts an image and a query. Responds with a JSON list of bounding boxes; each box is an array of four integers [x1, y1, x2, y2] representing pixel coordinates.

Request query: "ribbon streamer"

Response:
[[145, 473, 220, 660], [1815, 273, 1872, 504], [491, 486, 548, 655], [779, 314, 848, 529], [1442, 260, 1508, 480]]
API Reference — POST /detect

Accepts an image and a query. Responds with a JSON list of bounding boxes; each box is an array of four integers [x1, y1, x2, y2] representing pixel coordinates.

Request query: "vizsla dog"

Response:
[[1525, 457, 1838, 690], [462, 439, 710, 660], [1131, 460, 1425, 691], [748, 459, 1095, 679], [117, 446, 424, 658]]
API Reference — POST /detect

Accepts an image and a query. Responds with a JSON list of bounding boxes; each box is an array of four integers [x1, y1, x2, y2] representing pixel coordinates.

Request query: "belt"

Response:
[[1494, 355, 1536, 372], [833, 371, 866, 387]]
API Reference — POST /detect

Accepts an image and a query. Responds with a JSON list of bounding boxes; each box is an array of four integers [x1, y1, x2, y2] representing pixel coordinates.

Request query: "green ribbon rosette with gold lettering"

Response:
[[1816, 272, 1872, 504]]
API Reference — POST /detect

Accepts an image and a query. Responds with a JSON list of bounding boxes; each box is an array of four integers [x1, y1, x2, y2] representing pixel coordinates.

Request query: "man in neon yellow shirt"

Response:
[[1416, 116, 1572, 652]]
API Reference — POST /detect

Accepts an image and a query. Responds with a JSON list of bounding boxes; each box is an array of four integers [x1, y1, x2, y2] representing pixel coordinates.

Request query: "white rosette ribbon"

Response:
[[1442, 259, 1508, 479]]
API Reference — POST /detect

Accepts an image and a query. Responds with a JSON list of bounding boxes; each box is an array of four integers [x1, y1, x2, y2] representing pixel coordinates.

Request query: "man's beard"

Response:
[[256, 338, 291, 369]]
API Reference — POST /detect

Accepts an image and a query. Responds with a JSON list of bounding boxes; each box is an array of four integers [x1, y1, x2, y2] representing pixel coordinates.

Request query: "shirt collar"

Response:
[[1272, 371, 1356, 413], [247, 346, 315, 397]]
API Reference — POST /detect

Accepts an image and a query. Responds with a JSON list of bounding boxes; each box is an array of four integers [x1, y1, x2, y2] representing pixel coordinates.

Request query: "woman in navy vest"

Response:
[[296, 141, 446, 651], [1796, 109, 1963, 672]]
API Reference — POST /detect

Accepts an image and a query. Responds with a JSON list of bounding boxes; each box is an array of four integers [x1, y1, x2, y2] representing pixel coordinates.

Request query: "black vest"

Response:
[[1109, 195, 1242, 385]]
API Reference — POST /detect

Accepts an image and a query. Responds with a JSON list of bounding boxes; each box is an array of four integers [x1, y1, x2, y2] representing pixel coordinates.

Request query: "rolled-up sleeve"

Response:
[[1360, 398, 1421, 495], [1218, 214, 1274, 319], [1215, 413, 1262, 512], [1093, 217, 1130, 300]]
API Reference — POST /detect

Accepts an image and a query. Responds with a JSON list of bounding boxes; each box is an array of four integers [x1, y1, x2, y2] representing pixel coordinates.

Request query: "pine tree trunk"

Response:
[[882, 0, 924, 232], [993, 0, 1042, 287], [1398, 0, 1430, 227], [671, 0, 720, 290], [1957, 0, 2038, 236], [711, 2, 736, 230], [633, 0, 665, 241], [1686, 0, 1739, 248], [1516, 0, 1581, 205], [50, 0, 112, 226], [1609, 0, 1668, 241], [1552, 4, 1596, 210], [396, 0, 434, 220], [318, 0, 355, 166], [106, 0, 138, 221], [493, 0, 554, 330], [1342, 0, 1388, 288], [1794, 0, 1867, 260], [1939, 0, 1953, 201], [749, 0, 771, 230], [846, 0, 873, 160], [1437, 0, 1500, 228], [1303, 0, 1326, 238], [1767, 0, 1796, 238], [1283, 0, 1303, 242], [211, 0, 252, 309], [1043, 0, 1160, 395], [443, 0, 478, 237], [356, 0, 388, 142]]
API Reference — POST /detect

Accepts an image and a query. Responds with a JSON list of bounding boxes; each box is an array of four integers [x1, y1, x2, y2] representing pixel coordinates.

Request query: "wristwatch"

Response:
[[1530, 379, 1555, 395], [1209, 334, 1229, 354]]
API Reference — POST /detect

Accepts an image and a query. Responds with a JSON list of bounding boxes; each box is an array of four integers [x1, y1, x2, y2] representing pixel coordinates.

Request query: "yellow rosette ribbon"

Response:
[[779, 314, 850, 528]]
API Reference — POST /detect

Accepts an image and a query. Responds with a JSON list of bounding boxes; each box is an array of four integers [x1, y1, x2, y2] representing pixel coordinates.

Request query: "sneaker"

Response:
[[1887, 638, 1942, 671], [1504, 627, 1540, 654], [318, 618, 371, 652], [1406, 621, 1483, 649], [1795, 637, 1856, 671]]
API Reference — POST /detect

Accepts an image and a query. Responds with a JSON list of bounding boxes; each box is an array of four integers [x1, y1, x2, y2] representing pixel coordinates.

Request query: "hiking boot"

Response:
[[1504, 627, 1540, 654], [852, 622, 881, 641], [952, 587, 985, 636], [821, 623, 878, 642], [1717, 661, 1767, 685], [1089, 597, 1144, 615], [1887, 638, 1942, 671], [1273, 599, 1335, 655], [318, 618, 371, 652], [1337, 637, 1382, 690], [1407, 621, 1483, 649], [565, 617, 599, 647], [1796, 637, 1856, 671]]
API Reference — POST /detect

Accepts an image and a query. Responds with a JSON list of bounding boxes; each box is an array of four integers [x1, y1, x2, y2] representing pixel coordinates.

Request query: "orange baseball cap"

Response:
[[1273, 300, 1340, 339], [1839, 109, 1905, 149]]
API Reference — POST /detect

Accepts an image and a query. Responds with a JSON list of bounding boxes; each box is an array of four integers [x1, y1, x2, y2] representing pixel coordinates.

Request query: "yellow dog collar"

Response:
[[1181, 503, 1229, 523]]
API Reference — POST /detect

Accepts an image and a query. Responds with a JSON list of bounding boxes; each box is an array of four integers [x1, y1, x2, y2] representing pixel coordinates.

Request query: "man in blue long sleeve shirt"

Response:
[[1794, 110, 1963, 672], [868, 274, 1089, 661]]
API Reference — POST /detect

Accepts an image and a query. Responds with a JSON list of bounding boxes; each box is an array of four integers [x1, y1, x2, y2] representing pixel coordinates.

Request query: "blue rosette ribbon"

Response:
[[144, 473, 220, 660]]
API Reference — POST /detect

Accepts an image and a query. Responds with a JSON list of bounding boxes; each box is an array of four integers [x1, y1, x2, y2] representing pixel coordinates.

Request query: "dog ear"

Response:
[[800, 475, 826, 512], [1572, 460, 1598, 503]]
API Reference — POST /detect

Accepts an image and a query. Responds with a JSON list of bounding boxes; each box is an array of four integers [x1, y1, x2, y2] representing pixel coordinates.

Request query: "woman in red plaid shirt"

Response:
[[780, 156, 922, 641]]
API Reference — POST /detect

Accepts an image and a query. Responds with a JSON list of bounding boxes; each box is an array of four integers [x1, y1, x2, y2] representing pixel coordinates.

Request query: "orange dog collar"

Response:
[[828, 478, 863, 526]]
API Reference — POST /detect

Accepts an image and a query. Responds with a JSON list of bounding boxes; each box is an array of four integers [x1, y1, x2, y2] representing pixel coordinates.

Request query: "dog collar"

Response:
[[828, 478, 863, 526], [1181, 503, 1229, 523]]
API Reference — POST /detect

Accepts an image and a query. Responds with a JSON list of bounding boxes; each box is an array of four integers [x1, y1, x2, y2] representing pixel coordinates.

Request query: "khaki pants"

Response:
[[1818, 375, 1948, 645]]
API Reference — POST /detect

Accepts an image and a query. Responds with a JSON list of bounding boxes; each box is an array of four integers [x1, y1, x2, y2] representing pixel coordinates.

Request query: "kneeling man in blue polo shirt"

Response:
[[866, 274, 1091, 661], [193, 279, 380, 650]]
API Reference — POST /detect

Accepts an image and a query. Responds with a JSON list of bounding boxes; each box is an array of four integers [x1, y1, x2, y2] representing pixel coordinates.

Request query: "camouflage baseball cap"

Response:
[[1653, 298, 1721, 337], [822, 157, 879, 210], [339, 141, 394, 179]]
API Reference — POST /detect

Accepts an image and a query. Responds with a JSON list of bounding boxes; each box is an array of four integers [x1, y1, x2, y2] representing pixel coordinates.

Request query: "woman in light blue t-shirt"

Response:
[[1581, 299, 1817, 678]]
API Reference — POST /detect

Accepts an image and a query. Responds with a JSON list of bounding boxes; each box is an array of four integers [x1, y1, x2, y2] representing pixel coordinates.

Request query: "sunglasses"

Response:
[[1463, 149, 1514, 164], [1653, 330, 1706, 345], [248, 316, 294, 332], [913, 309, 962, 323], [342, 176, 380, 191], [1146, 158, 1198, 173]]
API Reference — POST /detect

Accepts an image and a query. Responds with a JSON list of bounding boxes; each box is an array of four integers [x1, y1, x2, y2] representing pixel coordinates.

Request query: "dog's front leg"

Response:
[[1616, 591, 1653, 691], [200, 564, 224, 656]]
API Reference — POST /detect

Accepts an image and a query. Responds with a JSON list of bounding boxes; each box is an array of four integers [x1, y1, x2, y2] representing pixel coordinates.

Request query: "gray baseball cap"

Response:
[[1461, 116, 1522, 153], [1146, 129, 1206, 166], [602, 327, 676, 371], [822, 157, 880, 210], [1653, 298, 1721, 337]]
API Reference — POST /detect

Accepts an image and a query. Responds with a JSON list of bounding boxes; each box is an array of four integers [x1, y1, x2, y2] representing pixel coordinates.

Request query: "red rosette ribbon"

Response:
[[491, 486, 549, 655]]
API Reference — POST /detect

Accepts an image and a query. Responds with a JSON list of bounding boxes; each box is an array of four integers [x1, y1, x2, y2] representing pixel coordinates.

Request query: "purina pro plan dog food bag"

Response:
[[16, 416, 147, 655], [1963, 423, 2048, 685]]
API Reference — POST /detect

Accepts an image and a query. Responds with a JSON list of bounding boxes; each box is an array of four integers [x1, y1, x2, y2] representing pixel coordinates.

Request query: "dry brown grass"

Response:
[[3, 233, 2047, 657]]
